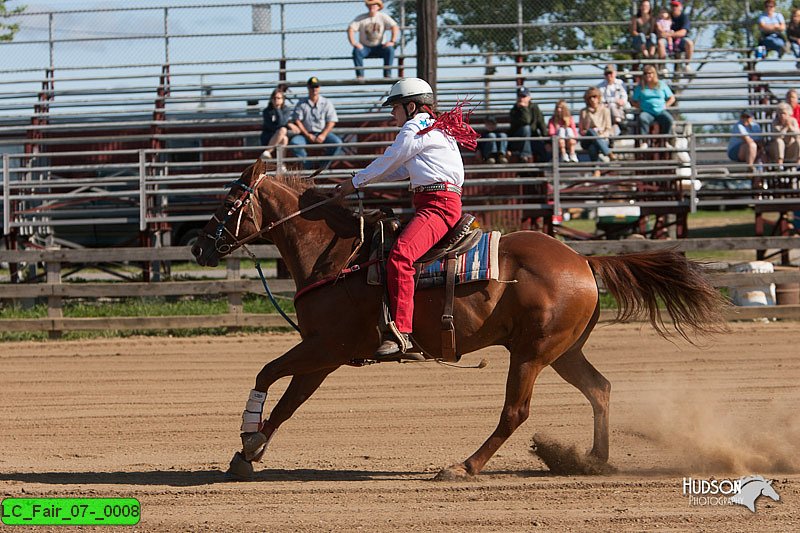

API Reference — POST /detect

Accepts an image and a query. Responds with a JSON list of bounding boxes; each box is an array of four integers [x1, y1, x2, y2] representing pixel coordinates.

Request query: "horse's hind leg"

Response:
[[550, 348, 611, 462], [436, 353, 544, 480]]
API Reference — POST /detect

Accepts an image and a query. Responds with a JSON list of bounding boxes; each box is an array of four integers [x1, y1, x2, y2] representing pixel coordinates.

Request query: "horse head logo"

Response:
[[729, 476, 780, 513]]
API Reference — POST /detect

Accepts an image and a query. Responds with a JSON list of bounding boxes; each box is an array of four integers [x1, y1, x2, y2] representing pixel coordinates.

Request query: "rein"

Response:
[[210, 168, 365, 332]]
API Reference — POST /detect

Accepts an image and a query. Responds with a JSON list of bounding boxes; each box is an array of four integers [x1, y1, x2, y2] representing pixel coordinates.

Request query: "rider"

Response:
[[336, 77, 477, 358]]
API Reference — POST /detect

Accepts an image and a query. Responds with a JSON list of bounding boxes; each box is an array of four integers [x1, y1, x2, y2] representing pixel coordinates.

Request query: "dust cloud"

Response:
[[621, 384, 800, 474]]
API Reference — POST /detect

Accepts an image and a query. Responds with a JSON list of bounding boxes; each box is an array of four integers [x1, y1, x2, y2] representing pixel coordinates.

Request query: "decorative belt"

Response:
[[411, 183, 462, 195]]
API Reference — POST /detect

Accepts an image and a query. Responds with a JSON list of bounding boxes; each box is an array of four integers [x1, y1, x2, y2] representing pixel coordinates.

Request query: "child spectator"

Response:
[[727, 110, 762, 171], [347, 0, 399, 80], [787, 8, 800, 68], [787, 89, 800, 123], [579, 87, 616, 163], [656, 8, 674, 54], [658, 0, 694, 72], [758, 0, 788, 59], [479, 116, 508, 164], [631, 0, 656, 58], [548, 99, 578, 163]]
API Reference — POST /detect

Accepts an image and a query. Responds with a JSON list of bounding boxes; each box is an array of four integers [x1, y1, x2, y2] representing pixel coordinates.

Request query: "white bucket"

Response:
[[730, 261, 776, 306]]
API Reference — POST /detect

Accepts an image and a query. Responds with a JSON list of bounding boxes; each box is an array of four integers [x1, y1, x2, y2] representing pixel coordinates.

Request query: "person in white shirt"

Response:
[[347, 0, 399, 80], [336, 78, 478, 358], [597, 64, 630, 131]]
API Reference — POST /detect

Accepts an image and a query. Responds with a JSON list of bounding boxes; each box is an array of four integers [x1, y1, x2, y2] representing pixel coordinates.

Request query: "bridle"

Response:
[[208, 172, 338, 255], [204, 169, 362, 335]]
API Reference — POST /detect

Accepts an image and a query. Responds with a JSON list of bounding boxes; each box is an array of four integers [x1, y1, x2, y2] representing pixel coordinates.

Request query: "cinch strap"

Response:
[[411, 183, 462, 195]]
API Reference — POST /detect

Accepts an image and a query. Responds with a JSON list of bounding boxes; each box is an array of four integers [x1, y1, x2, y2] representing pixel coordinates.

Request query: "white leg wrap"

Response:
[[241, 389, 266, 433]]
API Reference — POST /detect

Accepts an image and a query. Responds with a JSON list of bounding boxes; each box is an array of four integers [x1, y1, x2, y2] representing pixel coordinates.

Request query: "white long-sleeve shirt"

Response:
[[351, 113, 464, 189]]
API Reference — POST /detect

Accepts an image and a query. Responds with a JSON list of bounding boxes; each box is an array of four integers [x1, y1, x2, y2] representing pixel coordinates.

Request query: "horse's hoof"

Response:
[[433, 464, 473, 481], [241, 431, 268, 462], [224, 451, 254, 481]]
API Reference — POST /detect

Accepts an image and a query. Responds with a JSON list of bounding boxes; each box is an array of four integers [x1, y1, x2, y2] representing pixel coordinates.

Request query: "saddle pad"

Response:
[[416, 231, 501, 290]]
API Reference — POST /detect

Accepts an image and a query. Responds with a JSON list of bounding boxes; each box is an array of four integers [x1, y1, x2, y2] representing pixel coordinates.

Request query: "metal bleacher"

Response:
[[1, 1, 799, 252]]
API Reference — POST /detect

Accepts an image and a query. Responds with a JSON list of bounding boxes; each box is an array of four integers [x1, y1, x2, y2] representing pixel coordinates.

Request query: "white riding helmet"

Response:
[[383, 77, 435, 107]]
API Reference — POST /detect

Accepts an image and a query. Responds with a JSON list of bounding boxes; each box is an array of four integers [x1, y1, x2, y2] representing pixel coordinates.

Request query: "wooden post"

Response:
[[416, 0, 437, 95], [46, 258, 62, 339], [226, 257, 242, 320]]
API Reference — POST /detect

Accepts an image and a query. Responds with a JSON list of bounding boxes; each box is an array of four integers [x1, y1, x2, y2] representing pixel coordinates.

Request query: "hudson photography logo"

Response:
[[682, 475, 781, 512]]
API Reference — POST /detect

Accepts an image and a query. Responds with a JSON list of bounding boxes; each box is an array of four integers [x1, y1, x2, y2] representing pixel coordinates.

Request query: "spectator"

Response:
[[757, 0, 788, 59], [509, 86, 548, 163], [787, 7, 800, 68], [347, 0, 399, 80], [597, 64, 630, 130], [657, 0, 694, 72], [767, 103, 800, 169], [632, 64, 676, 139], [479, 116, 508, 164], [727, 110, 762, 170], [579, 87, 616, 163], [787, 89, 800, 123], [548, 99, 579, 163], [289, 77, 343, 170], [260, 88, 299, 160], [631, 0, 656, 58], [656, 7, 674, 55]]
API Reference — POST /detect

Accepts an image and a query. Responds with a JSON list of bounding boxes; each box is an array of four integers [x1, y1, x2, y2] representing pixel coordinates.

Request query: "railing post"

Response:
[[227, 257, 243, 328], [689, 129, 697, 214], [551, 135, 561, 232], [2, 154, 9, 238], [46, 255, 62, 339]]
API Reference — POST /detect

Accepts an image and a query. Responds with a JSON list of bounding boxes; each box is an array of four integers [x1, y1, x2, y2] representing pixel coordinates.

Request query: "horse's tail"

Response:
[[586, 248, 728, 342]]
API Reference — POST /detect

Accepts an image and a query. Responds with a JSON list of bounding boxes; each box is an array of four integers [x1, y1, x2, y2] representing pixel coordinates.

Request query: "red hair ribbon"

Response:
[[417, 100, 480, 151]]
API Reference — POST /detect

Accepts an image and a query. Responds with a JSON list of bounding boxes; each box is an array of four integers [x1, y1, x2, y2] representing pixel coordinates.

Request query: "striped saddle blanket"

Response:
[[415, 231, 501, 289]]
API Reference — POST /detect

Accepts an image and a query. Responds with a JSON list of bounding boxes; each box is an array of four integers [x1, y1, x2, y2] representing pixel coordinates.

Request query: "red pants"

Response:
[[387, 190, 462, 333]]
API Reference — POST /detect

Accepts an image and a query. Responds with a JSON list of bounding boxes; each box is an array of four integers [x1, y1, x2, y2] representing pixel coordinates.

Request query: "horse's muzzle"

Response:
[[191, 241, 220, 267]]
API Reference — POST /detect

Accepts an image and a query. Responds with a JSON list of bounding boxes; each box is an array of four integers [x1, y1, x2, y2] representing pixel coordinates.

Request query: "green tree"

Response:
[[1, 1, 26, 42], [393, 0, 780, 66]]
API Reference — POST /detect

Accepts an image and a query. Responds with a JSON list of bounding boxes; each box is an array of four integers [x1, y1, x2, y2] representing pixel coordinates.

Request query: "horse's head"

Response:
[[192, 159, 268, 267]]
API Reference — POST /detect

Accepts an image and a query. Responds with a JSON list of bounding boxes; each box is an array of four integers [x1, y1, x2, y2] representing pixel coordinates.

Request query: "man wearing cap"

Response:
[[508, 86, 547, 163], [657, 0, 694, 70], [347, 0, 399, 80], [289, 77, 343, 170], [597, 64, 630, 130], [727, 110, 762, 169]]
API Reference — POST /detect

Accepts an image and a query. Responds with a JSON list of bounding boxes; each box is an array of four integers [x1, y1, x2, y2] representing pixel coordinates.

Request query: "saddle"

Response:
[[368, 213, 483, 362]]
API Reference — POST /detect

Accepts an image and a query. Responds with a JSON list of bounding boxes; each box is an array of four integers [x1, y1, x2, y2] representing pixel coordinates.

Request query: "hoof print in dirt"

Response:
[[531, 433, 616, 475], [433, 465, 473, 482]]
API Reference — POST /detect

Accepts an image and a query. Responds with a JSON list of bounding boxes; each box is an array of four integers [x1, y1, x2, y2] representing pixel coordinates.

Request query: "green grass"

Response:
[[0, 295, 297, 342]]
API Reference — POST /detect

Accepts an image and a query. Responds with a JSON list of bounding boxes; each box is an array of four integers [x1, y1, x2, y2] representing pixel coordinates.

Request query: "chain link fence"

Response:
[[0, 1, 767, 72]]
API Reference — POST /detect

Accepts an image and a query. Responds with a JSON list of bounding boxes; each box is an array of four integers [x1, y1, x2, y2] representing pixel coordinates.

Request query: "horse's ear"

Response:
[[253, 158, 265, 175]]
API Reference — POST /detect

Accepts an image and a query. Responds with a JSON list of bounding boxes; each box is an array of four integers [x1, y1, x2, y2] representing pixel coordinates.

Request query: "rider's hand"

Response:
[[335, 179, 357, 197]]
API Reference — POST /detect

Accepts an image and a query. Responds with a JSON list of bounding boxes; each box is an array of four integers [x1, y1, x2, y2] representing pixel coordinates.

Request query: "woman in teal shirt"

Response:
[[632, 64, 676, 136]]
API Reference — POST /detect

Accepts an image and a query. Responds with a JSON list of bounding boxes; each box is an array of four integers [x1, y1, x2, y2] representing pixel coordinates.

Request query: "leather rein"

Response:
[[208, 172, 339, 255], [208, 170, 365, 333]]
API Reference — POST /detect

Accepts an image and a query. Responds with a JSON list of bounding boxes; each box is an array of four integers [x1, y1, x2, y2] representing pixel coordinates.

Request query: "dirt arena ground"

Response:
[[1, 322, 798, 532]]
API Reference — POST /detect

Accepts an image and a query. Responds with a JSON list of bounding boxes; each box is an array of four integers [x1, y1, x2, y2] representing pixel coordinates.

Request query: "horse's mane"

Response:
[[248, 159, 366, 229]]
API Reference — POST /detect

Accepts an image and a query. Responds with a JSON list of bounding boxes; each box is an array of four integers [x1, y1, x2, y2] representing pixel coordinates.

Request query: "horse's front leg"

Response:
[[228, 339, 343, 479]]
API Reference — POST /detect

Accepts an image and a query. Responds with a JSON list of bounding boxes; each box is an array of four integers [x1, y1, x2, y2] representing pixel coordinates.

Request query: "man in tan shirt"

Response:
[[347, 0, 399, 80]]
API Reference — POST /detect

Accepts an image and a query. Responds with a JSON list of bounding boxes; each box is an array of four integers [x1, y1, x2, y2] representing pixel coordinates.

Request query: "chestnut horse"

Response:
[[192, 158, 725, 480]]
